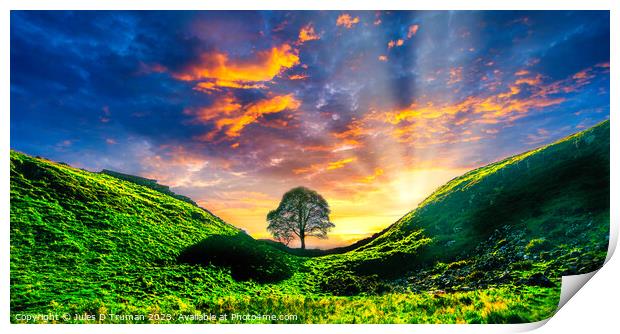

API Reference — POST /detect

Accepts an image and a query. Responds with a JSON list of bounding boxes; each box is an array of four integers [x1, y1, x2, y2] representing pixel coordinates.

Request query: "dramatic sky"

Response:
[[11, 11, 610, 248]]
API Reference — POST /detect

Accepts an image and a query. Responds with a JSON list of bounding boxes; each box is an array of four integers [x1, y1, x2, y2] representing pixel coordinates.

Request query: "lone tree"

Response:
[[267, 186, 335, 249]]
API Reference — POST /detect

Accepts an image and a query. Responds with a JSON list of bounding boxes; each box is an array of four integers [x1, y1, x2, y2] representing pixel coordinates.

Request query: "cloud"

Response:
[[515, 69, 529, 76], [189, 94, 242, 123], [385, 99, 472, 124], [388, 39, 404, 49], [536, 64, 606, 96], [407, 24, 419, 38], [448, 67, 463, 85], [288, 73, 309, 80], [172, 43, 299, 89], [190, 94, 301, 140], [514, 74, 542, 86], [298, 23, 320, 43], [358, 167, 384, 183], [134, 144, 234, 189], [327, 157, 357, 170], [332, 119, 367, 147], [193, 80, 266, 93], [344, 68, 594, 147], [336, 14, 360, 29], [378, 55, 388, 62], [293, 156, 357, 175]]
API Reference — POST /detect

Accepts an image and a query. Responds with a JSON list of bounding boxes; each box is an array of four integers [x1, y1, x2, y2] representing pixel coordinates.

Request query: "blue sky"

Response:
[[10, 11, 610, 247]]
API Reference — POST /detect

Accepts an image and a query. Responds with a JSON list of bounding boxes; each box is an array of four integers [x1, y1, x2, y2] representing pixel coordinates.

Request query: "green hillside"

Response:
[[319, 120, 609, 292], [10, 152, 272, 314], [9, 121, 609, 324]]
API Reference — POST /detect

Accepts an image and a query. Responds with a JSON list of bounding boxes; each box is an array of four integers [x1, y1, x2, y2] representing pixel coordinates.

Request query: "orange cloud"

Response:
[[385, 99, 477, 125], [515, 74, 542, 86], [388, 39, 404, 49], [172, 44, 299, 89], [407, 24, 419, 38], [537, 65, 603, 96], [193, 80, 266, 93], [371, 70, 578, 146], [358, 167, 384, 183], [218, 95, 301, 138], [515, 69, 530, 76], [190, 94, 242, 123], [301, 145, 333, 152], [298, 23, 320, 43], [327, 157, 357, 170], [293, 157, 357, 175], [333, 119, 367, 147], [448, 67, 463, 85], [496, 85, 520, 99], [336, 14, 360, 29], [288, 73, 309, 80], [190, 94, 301, 140], [292, 164, 319, 175], [572, 70, 593, 80], [378, 55, 388, 62]]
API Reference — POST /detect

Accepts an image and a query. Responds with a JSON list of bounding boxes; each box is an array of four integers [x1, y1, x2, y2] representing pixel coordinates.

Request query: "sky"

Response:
[[10, 11, 610, 248]]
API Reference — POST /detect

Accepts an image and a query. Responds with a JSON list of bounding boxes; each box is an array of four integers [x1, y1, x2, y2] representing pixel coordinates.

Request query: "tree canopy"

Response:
[[267, 186, 334, 249]]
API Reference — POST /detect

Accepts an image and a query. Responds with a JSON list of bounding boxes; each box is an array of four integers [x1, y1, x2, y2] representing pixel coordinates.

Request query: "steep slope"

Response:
[[10, 151, 240, 266], [10, 151, 283, 313], [318, 121, 610, 287]]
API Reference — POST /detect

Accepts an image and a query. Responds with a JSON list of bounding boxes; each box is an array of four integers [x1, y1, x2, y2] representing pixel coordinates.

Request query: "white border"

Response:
[[1, 1, 617, 334], [0, 0, 615, 10]]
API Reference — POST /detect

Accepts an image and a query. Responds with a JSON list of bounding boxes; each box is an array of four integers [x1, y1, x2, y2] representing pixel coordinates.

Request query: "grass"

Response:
[[9, 121, 610, 324], [13, 286, 559, 324], [342, 120, 609, 274]]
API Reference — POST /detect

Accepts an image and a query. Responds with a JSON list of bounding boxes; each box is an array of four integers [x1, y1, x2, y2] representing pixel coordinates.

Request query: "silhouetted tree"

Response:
[[267, 186, 334, 249]]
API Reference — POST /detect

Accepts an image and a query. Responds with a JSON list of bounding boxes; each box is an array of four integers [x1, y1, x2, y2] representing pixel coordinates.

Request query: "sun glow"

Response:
[[197, 166, 467, 249]]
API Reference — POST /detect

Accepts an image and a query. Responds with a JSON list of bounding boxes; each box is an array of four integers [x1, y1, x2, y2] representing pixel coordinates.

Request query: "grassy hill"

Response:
[[316, 120, 609, 292], [9, 121, 609, 323], [10, 152, 298, 315]]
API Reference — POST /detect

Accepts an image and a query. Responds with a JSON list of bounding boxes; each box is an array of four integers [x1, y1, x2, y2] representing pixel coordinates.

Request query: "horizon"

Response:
[[10, 10, 610, 248]]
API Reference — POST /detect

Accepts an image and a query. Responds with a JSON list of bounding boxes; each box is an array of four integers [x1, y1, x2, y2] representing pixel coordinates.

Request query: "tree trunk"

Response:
[[300, 235, 306, 249]]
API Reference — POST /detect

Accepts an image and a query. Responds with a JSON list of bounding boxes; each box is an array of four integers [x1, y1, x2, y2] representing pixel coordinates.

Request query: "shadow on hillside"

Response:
[[177, 232, 293, 283], [471, 152, 609, 238]]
